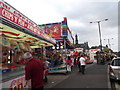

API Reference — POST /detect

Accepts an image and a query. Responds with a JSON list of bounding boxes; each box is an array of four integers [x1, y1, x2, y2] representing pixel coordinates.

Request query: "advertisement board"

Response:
[[1, 75, 26, 89], [44, 24, 62, 37]]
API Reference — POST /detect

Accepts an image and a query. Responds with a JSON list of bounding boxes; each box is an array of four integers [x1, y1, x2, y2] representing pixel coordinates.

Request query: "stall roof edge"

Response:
[[1, 17, 56, 45]]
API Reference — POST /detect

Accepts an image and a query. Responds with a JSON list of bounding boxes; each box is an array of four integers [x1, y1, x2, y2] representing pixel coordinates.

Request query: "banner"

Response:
[[44, 24, 62, 37]]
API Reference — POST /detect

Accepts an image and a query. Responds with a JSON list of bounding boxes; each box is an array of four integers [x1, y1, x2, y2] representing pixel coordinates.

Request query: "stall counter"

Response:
[[1, 65, 25, 89]]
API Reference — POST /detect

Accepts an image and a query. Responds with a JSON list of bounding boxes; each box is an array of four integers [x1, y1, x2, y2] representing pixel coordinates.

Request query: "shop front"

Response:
[[0, 0, 56, 89], [39, 17, 74, 74]]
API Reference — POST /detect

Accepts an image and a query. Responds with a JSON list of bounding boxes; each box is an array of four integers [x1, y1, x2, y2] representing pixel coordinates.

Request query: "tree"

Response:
[[103, 48, 113, 53], [91, 46, 98, 49]]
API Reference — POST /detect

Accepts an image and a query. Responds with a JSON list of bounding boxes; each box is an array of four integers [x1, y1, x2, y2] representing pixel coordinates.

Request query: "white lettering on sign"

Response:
[[14, 16, 18, 23], [2, 9, 14, 21], [18, 18, 25, 26]]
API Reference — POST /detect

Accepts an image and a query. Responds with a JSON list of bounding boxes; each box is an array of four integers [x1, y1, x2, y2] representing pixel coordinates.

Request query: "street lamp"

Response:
[[104, 38, 113, 49], [90, 19, 108, 51]]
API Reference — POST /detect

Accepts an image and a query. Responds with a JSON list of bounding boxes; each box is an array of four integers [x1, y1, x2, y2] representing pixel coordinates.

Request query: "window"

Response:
[[114, 59, 120, 66]]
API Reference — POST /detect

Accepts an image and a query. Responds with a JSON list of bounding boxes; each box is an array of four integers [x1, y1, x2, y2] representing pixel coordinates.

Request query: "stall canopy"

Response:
[[0, 0, 56, 47], [0, 24, 55, 47]]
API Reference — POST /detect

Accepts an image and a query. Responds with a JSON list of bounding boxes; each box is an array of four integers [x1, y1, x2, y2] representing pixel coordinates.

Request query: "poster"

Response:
[[1, 75, 26, 89]]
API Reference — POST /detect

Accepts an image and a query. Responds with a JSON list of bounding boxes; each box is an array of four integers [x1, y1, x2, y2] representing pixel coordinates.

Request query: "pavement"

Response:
[[45, 61, 111, 89]]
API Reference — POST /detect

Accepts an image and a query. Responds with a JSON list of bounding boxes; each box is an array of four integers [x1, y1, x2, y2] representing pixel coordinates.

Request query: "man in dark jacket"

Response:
[[23, 52, 45, 90]]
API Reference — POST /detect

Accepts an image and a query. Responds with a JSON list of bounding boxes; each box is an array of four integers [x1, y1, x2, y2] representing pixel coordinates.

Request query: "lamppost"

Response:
[[90, 19, 108, 51], [104, 38, 113, 49]]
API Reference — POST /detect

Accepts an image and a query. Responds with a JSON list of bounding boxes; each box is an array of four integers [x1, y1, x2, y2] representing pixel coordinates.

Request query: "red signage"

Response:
[[0, 1, 56, 44]]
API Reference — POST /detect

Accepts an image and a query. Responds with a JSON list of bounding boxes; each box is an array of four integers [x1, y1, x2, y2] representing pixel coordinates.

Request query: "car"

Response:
[[108, 57, 120, 81]]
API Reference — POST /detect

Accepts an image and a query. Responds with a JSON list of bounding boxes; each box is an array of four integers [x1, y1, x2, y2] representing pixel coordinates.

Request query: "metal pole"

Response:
[[97, 21, 102, 51], [90, 19, 108, 51], [64, 37, 67, 58], [64, 37, 66, 49], [64, 37, 68, 72], [72, 37, 74, 48], [108, 39, 111, 49]]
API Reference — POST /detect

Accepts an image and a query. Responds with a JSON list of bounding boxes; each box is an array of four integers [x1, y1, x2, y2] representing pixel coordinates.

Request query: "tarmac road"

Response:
[[45, 62, 111, 89]]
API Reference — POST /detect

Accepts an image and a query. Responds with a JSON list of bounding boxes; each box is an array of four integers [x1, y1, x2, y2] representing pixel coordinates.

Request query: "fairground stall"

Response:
[[0, 0, 56, 89], [39, 17, 74, 74]]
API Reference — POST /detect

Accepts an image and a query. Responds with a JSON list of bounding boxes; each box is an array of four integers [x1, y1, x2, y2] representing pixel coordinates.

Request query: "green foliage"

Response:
[[103, 48, 113, 53], [91, 46, 98, 49]]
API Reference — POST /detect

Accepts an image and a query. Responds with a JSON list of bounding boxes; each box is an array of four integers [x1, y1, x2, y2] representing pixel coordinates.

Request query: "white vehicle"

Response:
[[108, 57, 120, 81]]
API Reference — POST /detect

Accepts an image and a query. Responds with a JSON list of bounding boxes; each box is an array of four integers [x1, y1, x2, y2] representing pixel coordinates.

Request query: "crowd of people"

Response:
[[65, 53, 87, 74], [21, 49, 113, 89], [19, 50, 117, 90], [96, 51, 116, 64]]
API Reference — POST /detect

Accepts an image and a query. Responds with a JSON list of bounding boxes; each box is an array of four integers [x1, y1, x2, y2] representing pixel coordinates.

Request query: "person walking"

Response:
[[70, 55, 74, 70], [23, 52, 45, 90], [79, 55, 86, 74], [43, 60, 50, 83], [66, 56, 72, 72], [77, 55, 81, 72]]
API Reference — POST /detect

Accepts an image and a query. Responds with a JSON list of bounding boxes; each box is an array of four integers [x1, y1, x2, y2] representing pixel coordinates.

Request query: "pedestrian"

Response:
[[79, 55, 86, 74], [77, 55, 81, 72], [73, 56, 77, 66], [73, 50, 78, 66], [43, 60, 50, 83], [70, 55, 74, 70], [23, 52, 45, 90], [66, 56, 72, 72]]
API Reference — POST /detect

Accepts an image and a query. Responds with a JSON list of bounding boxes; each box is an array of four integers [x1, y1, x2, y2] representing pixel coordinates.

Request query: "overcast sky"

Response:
[[4, 0, 119, 52]]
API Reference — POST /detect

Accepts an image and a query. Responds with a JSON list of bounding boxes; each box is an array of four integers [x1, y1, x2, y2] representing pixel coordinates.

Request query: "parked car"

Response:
[[108, 57, 120, 81]]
